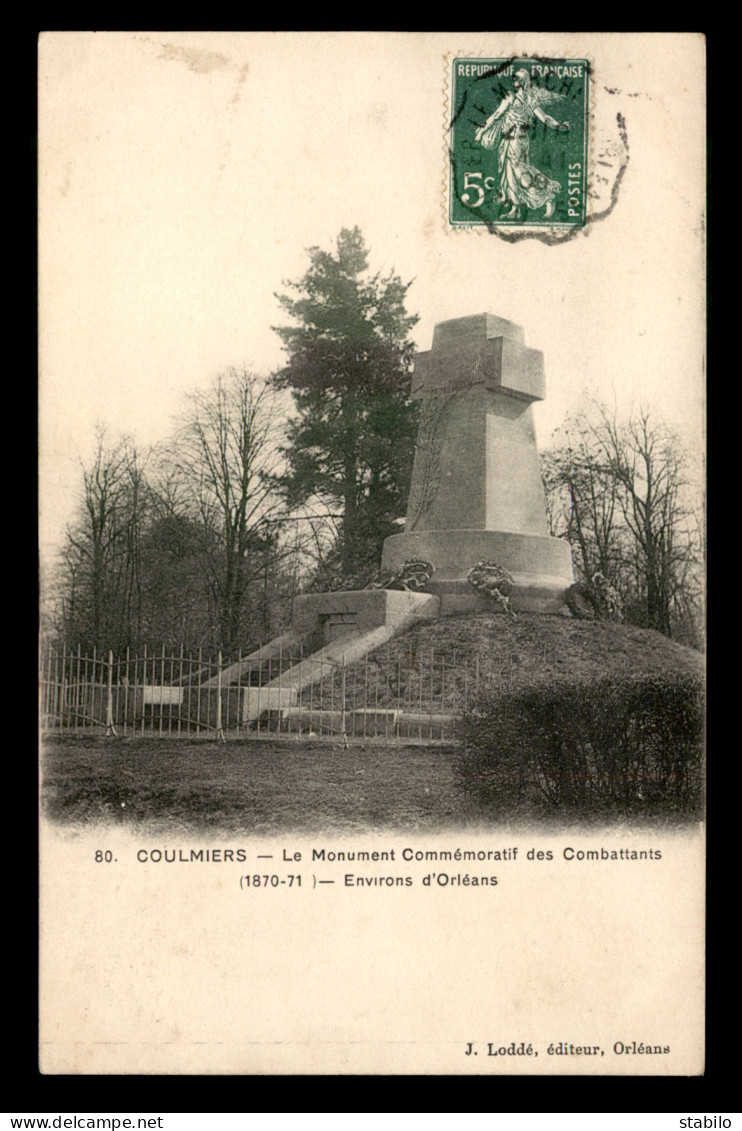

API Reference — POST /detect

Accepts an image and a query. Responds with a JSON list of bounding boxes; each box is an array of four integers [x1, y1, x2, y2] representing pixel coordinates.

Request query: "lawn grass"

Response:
[[41, 735, 488, 835]]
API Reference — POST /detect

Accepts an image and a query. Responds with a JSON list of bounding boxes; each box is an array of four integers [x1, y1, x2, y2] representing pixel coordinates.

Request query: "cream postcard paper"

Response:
[[39, 32, 705, 1075]]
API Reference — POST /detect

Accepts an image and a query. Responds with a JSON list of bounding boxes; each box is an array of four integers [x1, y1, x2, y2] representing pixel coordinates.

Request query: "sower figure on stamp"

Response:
[[474, 69, 570, 220]]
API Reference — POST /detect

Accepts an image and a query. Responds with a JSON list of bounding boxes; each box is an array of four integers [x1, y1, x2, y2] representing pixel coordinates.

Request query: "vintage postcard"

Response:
[[38, 32, 706, 1075]]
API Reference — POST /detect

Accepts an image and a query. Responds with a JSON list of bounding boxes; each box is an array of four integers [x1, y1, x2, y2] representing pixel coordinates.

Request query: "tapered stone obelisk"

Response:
[[381, 313, 573, 613]]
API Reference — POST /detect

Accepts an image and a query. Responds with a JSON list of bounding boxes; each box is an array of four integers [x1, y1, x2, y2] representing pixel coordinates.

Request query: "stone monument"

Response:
[[236, 313, 574, 713], [381, 313, 573, 613]]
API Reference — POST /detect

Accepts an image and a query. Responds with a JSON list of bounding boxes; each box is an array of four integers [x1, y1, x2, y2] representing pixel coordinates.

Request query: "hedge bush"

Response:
[[456, 675, 704, 820]]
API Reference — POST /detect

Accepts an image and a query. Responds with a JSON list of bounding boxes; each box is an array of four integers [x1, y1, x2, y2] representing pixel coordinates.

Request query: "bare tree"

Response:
[[594, 404, 701, 638], [541, 412, 624, 584], [159, 367, 287, 653], [543, 401, 704, 642], [54, 428, 149, 651]]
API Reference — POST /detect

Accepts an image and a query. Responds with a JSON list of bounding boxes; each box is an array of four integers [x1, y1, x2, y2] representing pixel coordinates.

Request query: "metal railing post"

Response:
[[340, 653, 348, 748], [216, 650, 225, 741], [105, 650, 117, 737], [61, 643, 67, 731]]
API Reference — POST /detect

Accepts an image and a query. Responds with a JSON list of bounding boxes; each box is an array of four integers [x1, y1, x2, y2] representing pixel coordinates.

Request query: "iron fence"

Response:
[[38, 640, 562, 745]]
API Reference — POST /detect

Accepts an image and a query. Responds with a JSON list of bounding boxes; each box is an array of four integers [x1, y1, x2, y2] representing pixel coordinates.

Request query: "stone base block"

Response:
[[381, 529, 574, 614], [292, 589, 440, 644]]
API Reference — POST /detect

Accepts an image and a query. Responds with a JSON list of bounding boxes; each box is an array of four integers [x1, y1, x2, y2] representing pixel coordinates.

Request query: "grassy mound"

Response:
[[373, 611, 703, 680], [315, 612, 704, 712]]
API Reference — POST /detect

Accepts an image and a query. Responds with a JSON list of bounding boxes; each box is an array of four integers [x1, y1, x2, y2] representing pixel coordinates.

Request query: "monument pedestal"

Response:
[[381, 529, 573, 614]]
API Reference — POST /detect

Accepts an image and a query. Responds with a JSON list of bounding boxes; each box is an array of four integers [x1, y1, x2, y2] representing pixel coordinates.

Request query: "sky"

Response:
[[38, 31, 706, 561]]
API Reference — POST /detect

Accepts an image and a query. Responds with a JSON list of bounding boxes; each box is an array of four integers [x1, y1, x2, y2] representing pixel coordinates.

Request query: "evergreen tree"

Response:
[[273, 228, 419, 579]]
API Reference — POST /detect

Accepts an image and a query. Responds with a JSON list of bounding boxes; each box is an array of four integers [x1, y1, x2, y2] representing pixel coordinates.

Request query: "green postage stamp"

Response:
[[449, 57, 589, 229]]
